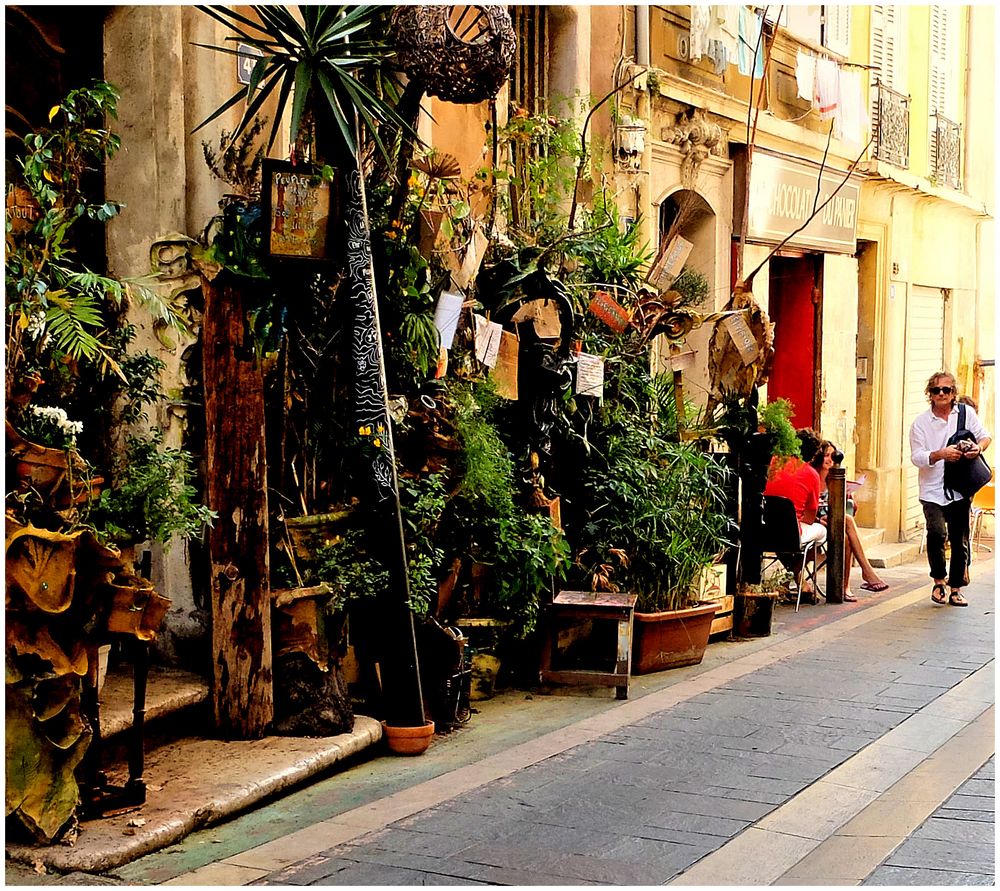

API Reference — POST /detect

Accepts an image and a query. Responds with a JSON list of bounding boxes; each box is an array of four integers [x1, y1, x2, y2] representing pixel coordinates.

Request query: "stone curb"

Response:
[[6, 717, 383, 874]]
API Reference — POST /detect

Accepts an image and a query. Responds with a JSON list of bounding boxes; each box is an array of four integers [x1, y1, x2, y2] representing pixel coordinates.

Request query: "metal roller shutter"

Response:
[[902, 286, 945, 536]]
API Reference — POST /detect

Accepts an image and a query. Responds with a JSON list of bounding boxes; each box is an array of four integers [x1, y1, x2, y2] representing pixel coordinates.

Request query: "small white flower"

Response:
[[25, 310, 47, 340]]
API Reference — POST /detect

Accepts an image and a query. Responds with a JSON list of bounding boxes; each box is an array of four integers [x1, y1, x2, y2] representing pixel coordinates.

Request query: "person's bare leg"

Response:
[[845, 516, 885, 586]]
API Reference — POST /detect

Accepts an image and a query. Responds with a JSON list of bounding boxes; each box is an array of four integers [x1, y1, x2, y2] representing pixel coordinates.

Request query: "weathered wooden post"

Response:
[[202, 276, 273, 737]]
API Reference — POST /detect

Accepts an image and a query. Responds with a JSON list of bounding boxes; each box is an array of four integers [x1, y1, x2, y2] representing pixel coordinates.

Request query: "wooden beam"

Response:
[[202, 276, 273, 738]]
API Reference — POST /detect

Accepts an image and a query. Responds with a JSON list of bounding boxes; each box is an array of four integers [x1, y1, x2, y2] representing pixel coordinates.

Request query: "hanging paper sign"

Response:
[[433, 289, 464, 349], [722, 313, 759, 365], [575, 352, 605, 398], [491, 330, 520, 399], [512, 299, 563, 338], [646, 234, 693, 290], [588, 291, 632, 333], [473, 314, 503, 367]]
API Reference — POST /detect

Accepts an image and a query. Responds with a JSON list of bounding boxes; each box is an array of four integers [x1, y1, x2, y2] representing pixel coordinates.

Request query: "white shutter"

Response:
[[929, 5, 960, 172], [902, 287, 945, 536], [870, 6, 902, 147], [822, 5, 852, 57]]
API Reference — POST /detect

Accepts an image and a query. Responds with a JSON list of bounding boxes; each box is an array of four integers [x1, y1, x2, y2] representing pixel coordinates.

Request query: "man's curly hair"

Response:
[[796, 427, 823, 464]]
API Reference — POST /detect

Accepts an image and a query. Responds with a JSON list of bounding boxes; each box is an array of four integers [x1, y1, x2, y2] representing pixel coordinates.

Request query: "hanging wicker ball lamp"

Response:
[[390, 5, 516, 105]]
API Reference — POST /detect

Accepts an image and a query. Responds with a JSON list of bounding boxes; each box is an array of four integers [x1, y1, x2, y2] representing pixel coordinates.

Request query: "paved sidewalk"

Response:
[[155, 559, 993, 887], [863, 756, 995, 886]]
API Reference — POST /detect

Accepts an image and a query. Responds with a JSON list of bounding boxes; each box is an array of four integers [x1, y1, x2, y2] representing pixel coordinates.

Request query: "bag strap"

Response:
[[958, 401, 967, 431]]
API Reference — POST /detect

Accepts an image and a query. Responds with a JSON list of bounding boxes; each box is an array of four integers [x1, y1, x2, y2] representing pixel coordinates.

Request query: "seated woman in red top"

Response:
[[764, 427, 828, 548]]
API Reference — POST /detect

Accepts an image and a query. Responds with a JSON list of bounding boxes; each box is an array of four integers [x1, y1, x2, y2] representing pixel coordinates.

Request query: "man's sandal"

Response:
[[931, 583, 947, 605], [948, 591, 969, 607]]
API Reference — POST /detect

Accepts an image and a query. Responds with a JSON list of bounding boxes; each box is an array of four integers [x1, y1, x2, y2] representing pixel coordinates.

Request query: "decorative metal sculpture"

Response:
[[390, 5, 516, 104]]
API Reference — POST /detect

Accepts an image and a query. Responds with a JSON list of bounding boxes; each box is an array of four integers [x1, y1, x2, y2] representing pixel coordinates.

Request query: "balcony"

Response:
[[931, 112, 962, 190], [872, 80, 910, 169]]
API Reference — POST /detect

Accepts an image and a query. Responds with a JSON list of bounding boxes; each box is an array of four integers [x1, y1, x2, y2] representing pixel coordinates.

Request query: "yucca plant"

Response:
[[194, 5, 410, 161]]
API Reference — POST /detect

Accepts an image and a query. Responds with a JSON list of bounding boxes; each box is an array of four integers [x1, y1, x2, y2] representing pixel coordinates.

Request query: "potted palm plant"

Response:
[[576, 418, 735, 673]]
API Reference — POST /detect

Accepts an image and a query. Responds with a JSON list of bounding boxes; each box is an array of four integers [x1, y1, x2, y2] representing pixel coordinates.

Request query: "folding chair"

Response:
[[761, 495, 824, 612], [971, 481, 995, 553]]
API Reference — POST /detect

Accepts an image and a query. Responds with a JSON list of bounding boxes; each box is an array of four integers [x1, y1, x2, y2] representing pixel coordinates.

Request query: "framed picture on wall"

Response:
[[262, 159, 336, 262]]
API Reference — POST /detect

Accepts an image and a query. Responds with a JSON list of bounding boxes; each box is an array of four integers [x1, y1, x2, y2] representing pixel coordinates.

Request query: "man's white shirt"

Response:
[[909, 404, 990, 505]]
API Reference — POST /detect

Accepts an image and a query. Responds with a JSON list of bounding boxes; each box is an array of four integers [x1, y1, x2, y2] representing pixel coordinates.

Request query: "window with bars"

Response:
[[929, 5, 962, 188], [510, 6, 549, 116], [870, 5, 910, 169]]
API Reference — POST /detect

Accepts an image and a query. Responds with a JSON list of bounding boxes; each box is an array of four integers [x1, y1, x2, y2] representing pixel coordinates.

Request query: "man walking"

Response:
[[909, 372, 991, 606]]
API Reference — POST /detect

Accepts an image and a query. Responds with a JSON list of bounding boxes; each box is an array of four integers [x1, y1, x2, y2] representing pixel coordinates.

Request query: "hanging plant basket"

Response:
[[390, 5, 516, 104]]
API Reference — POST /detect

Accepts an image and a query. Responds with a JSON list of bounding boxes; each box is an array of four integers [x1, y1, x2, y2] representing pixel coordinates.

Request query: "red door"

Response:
[[767, 256, 817, 429]]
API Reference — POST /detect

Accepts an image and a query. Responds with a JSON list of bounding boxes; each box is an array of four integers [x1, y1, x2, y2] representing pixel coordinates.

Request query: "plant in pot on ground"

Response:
[[565, 352, 735, 673]]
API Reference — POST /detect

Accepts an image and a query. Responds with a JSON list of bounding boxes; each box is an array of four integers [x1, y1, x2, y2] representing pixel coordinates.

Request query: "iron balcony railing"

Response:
[[873, 80, 910, 169], [931, 112, 962, 190]]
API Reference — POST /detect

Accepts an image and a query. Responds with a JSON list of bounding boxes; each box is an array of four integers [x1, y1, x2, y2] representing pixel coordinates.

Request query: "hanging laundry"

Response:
[[708, 4, 741, 59], [795, 51, 816, 102], [813, 56, 841, 121], [737, 7, 764, 79], [837, 68, 870, 146], [689, 5, 713, 62]]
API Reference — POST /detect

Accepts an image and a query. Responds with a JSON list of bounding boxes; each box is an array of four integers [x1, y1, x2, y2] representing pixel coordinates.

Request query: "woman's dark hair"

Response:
[[796, 428, 823, 465], [810, 439, 835, 470]]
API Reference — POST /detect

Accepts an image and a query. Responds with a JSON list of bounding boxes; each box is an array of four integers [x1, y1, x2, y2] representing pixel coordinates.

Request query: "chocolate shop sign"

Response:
[[746, 150, 860, 254]]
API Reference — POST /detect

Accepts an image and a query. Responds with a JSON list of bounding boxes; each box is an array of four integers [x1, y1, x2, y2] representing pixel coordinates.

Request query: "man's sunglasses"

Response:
[[929, 386, 954, 395]]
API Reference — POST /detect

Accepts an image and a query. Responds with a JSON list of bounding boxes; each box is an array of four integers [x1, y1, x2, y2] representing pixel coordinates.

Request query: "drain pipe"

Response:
[[636, 5, 650, 65]]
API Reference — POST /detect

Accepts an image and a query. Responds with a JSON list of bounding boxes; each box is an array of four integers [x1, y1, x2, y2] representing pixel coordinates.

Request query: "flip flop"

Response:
[[842, 592, 858, 602], [860, 581, 889, 592], [931, 583, 947, 605], [949, 591, 969, 607]]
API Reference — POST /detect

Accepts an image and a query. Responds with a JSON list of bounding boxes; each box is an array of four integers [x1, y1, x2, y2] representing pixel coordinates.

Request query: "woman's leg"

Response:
[[844, 515, 885, 586]]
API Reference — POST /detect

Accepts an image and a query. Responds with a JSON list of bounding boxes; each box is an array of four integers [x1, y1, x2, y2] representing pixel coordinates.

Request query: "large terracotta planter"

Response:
[[631, 602, 718, 674]]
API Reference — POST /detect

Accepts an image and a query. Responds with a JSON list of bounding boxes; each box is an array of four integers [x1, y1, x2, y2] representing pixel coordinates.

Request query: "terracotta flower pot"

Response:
[[381, 720, 435, 756], [631, 602, 718, 674]]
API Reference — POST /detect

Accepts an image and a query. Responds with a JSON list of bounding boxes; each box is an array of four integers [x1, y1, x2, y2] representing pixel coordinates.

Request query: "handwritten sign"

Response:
[[646, 234, 693, 290], [512, 299, 563, 338], [473, 314, 503, 367], [587, 291, 632, 333], [5, 184, 40, 235], [575, 352, 605, 398], [722, 313, 759, 365], [264, 160, 333, 261]]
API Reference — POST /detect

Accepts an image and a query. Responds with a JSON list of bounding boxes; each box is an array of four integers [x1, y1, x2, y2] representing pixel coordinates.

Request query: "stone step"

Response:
[[100, 664, 209, 740], [867, 539, 923, 568], [856, 526, 885, 551]]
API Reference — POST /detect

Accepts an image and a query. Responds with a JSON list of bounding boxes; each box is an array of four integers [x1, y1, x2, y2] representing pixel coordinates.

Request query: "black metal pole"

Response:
[[826, 466, 846, 603]]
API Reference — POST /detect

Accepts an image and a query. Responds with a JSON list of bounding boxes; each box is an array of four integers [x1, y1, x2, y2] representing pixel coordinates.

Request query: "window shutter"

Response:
[[822, 5, 851, 56], [929, 4, 959, 171]]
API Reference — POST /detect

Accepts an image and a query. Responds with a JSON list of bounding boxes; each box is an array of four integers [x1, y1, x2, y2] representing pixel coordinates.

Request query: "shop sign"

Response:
[[747, 150, 860, 253]]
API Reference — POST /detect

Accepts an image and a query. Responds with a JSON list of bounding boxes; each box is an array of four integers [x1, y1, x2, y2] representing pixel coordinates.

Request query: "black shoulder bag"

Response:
[[943, 403, 992, 500]]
